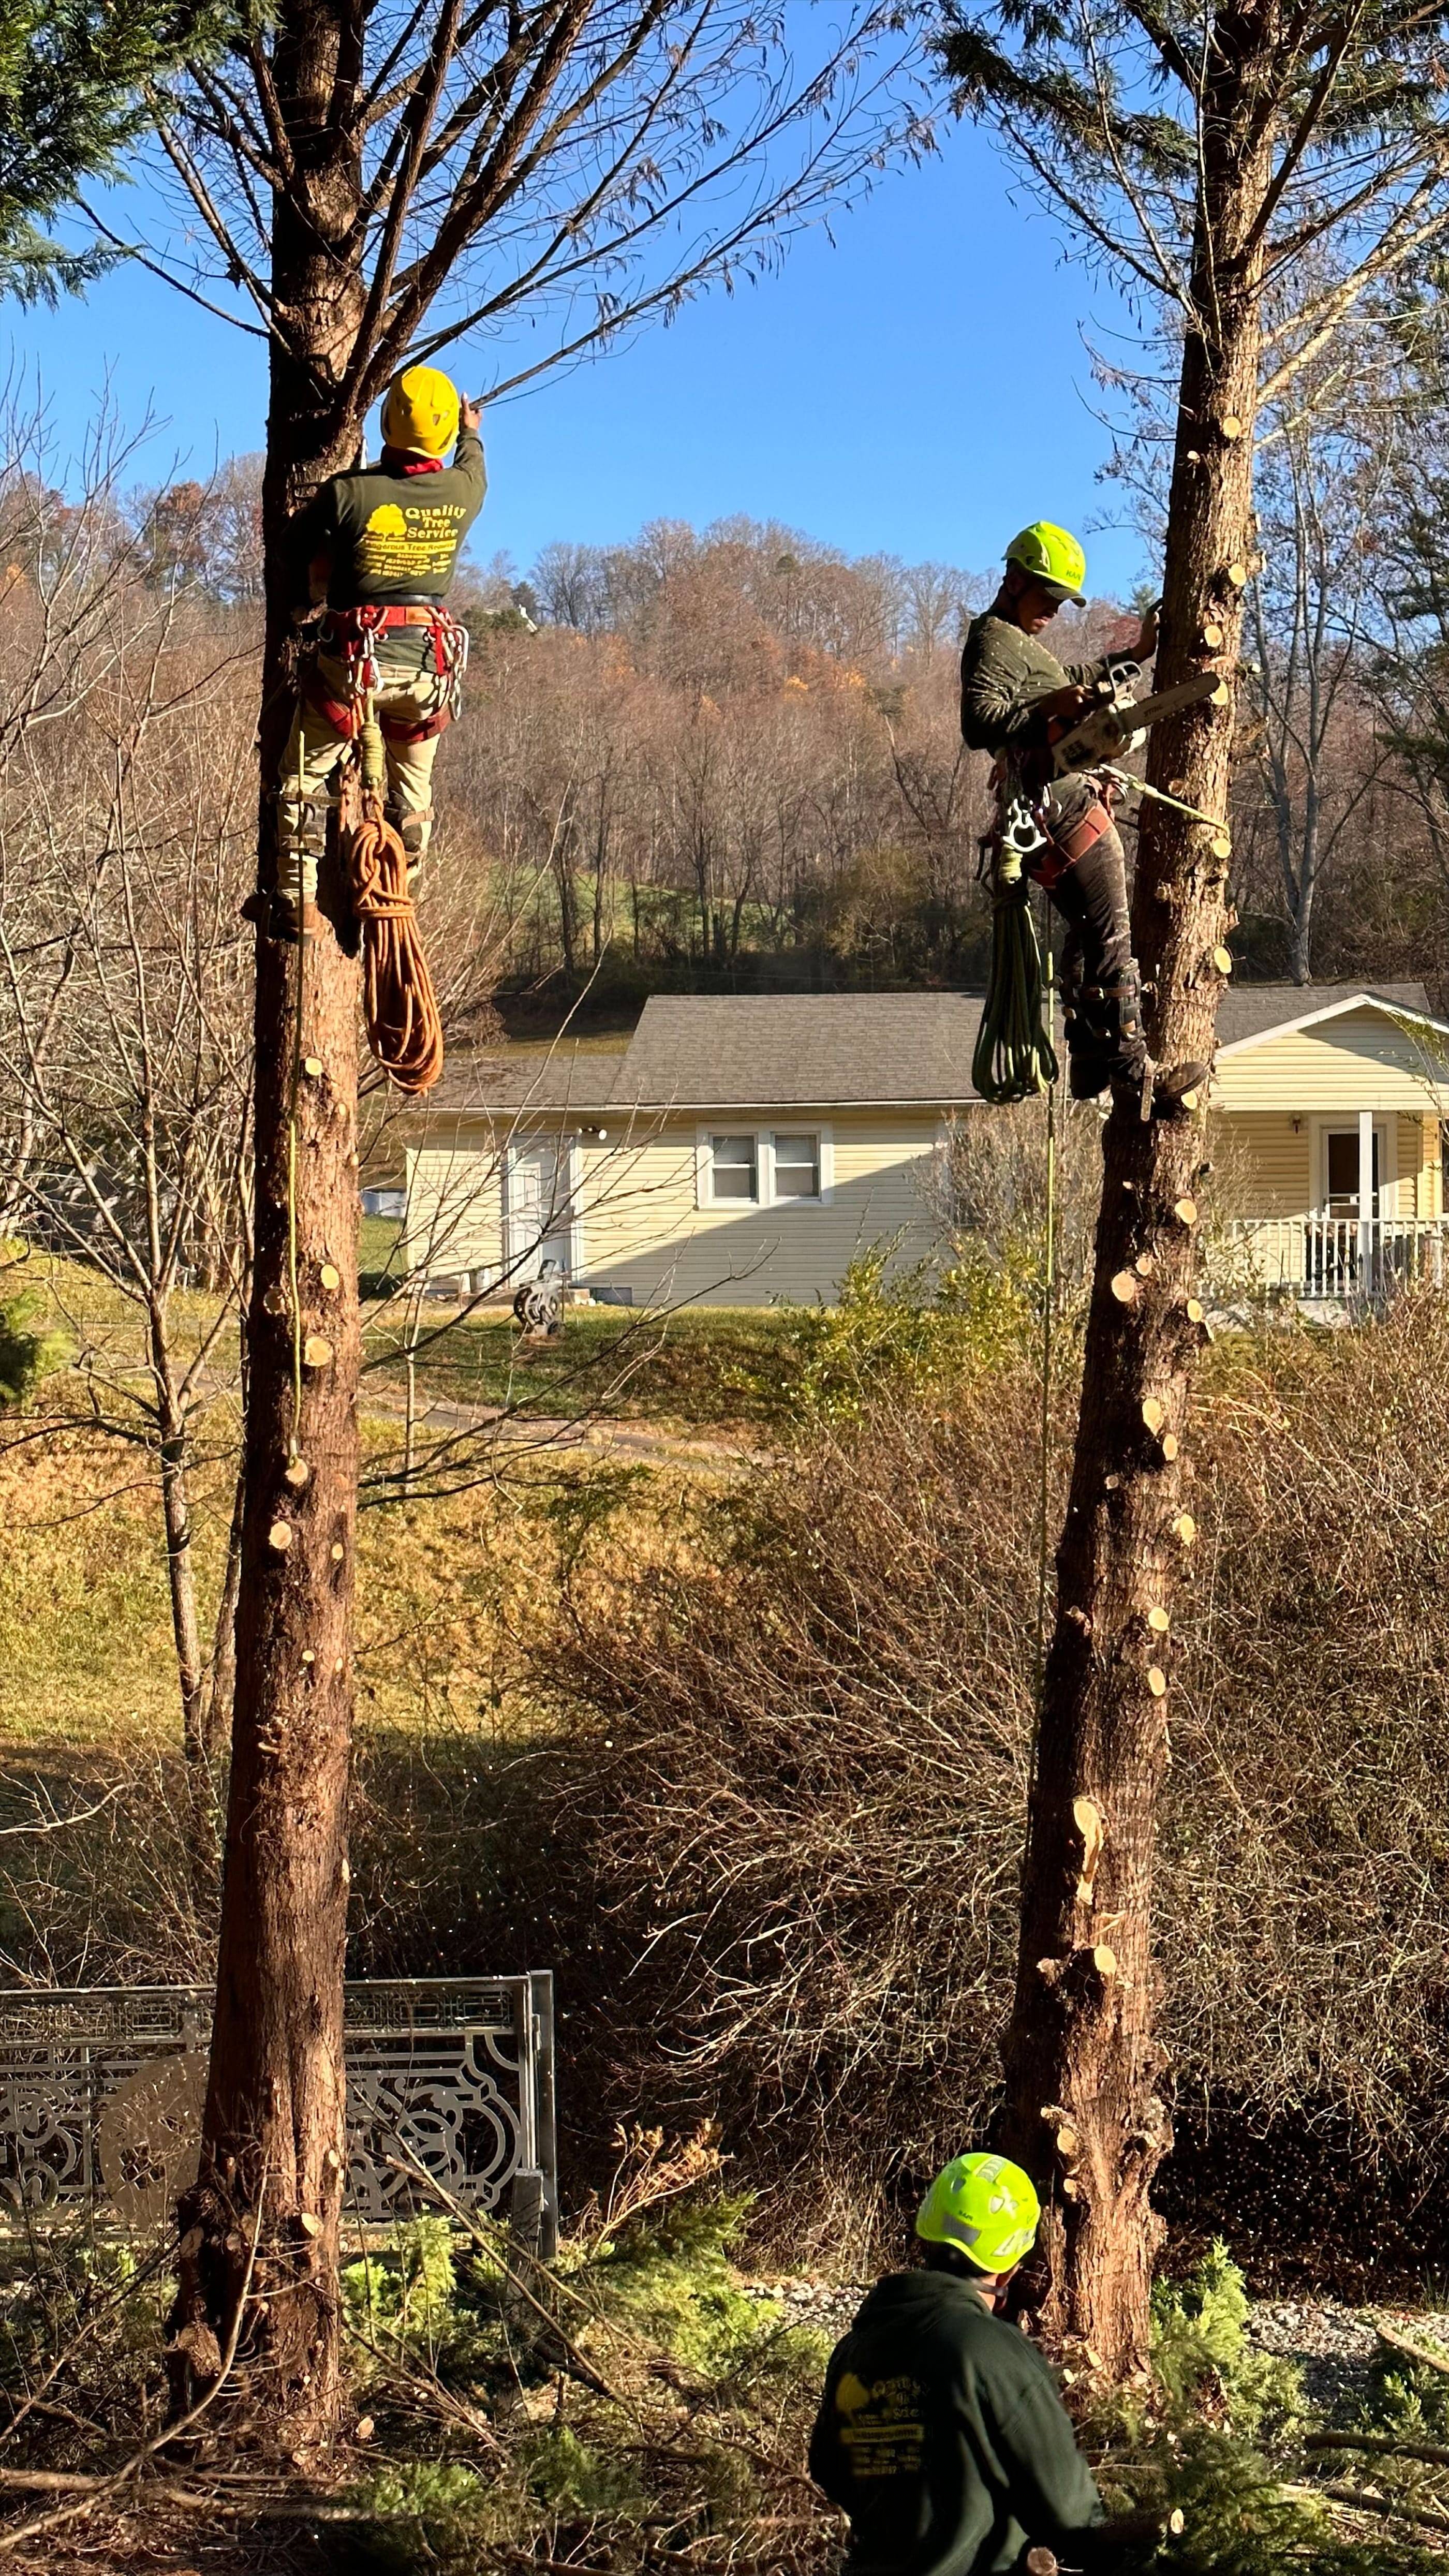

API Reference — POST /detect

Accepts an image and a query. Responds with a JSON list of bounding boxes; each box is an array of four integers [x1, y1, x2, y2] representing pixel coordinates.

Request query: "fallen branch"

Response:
[[1306, 2431, 1449, 2469], [1371, 2318, 1449, 2378], [1307, 2481, 1449, 2536]]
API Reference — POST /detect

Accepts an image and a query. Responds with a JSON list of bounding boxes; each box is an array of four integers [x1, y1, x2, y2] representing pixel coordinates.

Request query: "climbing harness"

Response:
[[301, 602, 469, 745]]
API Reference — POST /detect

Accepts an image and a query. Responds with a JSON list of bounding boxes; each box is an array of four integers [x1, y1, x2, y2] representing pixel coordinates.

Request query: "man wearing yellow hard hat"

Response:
[[960, 525, 1206, 1118], [809, 2152, 1103, 2574], [271, 365, 485, 935]]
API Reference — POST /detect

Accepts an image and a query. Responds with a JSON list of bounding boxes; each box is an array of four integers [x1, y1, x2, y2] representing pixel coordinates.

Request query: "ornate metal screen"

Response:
[[0, 1975, 556, 2253]]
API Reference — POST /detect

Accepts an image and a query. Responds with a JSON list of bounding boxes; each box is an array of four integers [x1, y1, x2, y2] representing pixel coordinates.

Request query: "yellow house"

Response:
[[400, 984, 1449, 1308]]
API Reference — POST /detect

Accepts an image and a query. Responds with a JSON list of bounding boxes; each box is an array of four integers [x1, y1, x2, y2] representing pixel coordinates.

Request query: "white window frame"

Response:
[[694, 1123, 834, 1210]]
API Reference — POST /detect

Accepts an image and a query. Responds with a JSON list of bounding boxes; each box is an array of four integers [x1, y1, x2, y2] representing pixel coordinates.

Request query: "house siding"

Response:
[[1214, 1111, 1309, 1216], [407, 1107, 944, 1304], [1215, 1005, 1449, 1114]]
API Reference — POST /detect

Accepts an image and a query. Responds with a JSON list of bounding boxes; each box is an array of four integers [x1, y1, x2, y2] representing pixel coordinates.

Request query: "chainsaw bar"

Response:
[[1050, 670, 1226, 777]]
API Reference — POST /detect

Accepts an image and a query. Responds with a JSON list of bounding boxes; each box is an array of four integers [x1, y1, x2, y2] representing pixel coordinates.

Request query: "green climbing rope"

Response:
[[972, 848, 1059, 1105]]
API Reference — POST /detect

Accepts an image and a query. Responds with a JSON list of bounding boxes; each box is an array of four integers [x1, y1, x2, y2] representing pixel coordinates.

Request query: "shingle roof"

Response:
[[1216, 981, 1433, 1046], [419, 983, 1443, 1117], [423, 1048, 623, 1116], [609, 994, 986, 1107]]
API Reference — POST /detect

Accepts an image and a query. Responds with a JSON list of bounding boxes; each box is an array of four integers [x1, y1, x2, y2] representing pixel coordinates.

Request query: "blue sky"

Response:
[[16, 121, 1150, 598]]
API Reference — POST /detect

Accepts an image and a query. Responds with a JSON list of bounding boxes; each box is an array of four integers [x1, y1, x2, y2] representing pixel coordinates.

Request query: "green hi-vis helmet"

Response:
[[916, 2152, 1041, 2271], [1005, 522, 1087, 605]]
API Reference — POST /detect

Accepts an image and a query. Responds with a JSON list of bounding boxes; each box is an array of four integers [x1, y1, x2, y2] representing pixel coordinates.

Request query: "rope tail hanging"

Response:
[[972, 842, 1058, 1106], [339, 695, 445, 1096]]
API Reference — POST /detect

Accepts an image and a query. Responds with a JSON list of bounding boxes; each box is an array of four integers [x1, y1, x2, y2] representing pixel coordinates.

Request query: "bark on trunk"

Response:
[[170, 0, 365, 2447], [1001, 0, 1276, 2382]]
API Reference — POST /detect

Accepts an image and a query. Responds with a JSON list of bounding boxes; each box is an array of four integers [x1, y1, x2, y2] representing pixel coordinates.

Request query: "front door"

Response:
[[1323, 1127, 1380, 1219], [507, 1141, 574, 1282]]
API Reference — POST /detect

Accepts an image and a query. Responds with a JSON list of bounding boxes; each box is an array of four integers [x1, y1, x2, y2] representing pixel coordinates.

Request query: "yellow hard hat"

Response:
[[916, 2152, 1040, 2270], [381, 365, 461, 458], [1005, 522, 1087, 605]]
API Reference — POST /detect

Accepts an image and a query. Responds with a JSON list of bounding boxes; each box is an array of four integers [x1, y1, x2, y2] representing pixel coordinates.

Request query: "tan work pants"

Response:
[[278, 645, 450, 904]]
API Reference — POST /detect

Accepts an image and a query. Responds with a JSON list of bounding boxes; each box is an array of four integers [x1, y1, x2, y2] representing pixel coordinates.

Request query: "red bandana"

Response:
[[382, 448, 445, 476]]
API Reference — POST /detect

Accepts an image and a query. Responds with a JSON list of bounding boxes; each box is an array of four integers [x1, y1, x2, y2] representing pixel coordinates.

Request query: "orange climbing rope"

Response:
[[338, 699, 443, 1095]]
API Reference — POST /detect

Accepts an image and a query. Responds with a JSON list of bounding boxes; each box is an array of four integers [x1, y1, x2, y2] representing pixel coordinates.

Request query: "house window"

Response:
[[772, 1132, 821, 1200], [708, 1134, 758, 1203]]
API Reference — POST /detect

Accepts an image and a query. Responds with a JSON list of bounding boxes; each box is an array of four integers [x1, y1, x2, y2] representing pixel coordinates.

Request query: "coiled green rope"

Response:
[[972, 849, 1059, 1105]]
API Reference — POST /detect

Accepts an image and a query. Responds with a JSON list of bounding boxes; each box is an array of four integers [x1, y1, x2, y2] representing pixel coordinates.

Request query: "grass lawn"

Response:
[[363, 1301, 803, 1430]]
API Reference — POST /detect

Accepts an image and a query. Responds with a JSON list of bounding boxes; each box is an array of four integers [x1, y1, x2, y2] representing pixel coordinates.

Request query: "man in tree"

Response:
[[960, 523, 1206, 1115], [271, 365, 485, 935], [809, 2152, 1103, 2575]]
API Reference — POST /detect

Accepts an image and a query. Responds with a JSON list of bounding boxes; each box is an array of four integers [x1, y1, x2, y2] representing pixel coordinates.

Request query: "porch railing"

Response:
[[1224, 1216, 1449, 1300]]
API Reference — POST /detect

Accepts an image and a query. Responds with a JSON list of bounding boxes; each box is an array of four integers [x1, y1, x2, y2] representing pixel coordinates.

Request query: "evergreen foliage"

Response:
[[0, 0, 230, 303]]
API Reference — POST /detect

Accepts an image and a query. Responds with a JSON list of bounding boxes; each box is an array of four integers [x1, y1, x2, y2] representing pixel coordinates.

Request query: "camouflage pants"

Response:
[[277, 644, 450, 906]]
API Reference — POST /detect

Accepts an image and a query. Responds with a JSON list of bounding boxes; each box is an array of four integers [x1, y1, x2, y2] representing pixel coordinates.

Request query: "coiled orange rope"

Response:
[[338, 704, 443, 1095]]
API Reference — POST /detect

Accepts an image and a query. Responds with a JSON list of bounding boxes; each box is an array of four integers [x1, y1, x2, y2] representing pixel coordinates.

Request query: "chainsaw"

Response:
[[1049, 662, 1226, 777]]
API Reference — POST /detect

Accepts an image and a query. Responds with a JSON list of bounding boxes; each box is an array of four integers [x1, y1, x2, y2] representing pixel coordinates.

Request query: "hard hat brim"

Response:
[[1040, 579, 1086, 606]]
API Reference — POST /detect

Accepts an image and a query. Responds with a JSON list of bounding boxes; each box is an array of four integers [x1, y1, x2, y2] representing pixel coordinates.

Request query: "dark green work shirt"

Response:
[[809, 2271, 1103, 2576], [959, 611, 1107, 757], [295, 430, 486, 611]]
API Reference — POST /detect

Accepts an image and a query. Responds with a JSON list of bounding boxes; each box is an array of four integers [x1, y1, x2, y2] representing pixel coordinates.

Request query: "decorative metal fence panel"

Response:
[[0, 1976, 556, 2253]]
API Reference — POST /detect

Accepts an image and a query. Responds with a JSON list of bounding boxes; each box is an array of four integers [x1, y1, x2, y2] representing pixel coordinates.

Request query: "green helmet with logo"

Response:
[[916, 2152, 1041, 2271], [1004, 522, 1087, 605]]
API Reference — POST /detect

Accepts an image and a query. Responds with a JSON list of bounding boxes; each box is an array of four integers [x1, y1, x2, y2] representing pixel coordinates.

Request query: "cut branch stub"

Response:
[[303, 1055, 324, 1079], [1173, 1197, 1199, 1227], [319, 1264, 342, 1293], [1173, 1512, 1197, 1545], [1111, 1269, 1138, 1306], [268, 1520, 293, 1553], [1134, 1252, 1156, 1278], [1146, 1606, 1170, 1634], [1212, 944, 1234, 975], [1146, 1666, 1168, 1698], [304, 1334, 334, 1370], [1160, 1432, 1180, 1462], [1141, 1397, 1168, 1435], [1185, 1298, 1206, 1325], [1220, 413, 1244, 440], [283, 1457, 310, 1489]]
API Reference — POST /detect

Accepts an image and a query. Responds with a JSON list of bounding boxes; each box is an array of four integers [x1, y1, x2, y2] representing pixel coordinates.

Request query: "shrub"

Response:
[[529, 1295, 1449, 2259]]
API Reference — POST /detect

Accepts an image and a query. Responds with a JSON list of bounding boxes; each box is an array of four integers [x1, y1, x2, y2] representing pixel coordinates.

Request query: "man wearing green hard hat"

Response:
[[959, 524, 1207, 1118], [809, 2151, 1103, 2574]]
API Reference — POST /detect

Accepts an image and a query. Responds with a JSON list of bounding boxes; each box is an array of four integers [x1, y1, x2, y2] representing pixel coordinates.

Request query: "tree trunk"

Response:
[[1001, 0, 1275, 2383], [171, 0, 365, 2447]]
